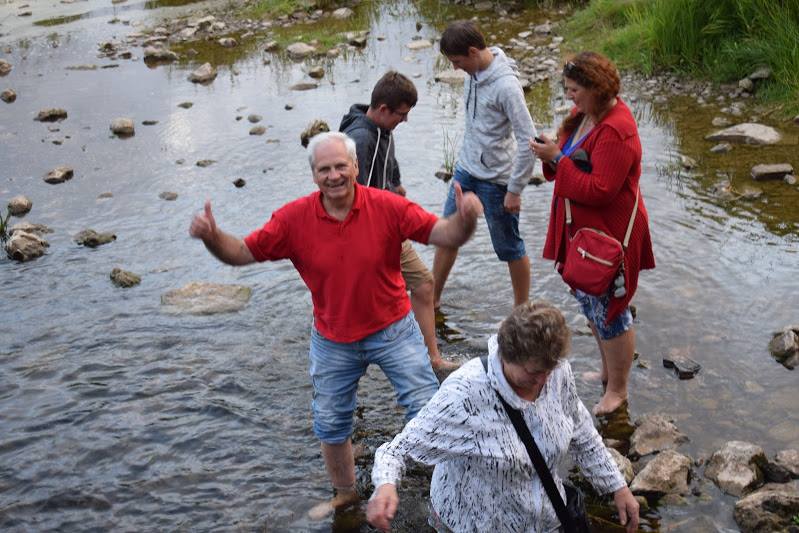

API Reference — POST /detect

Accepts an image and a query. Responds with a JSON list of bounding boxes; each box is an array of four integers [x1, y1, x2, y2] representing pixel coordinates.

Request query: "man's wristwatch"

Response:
[[551, 152, 564, 166]]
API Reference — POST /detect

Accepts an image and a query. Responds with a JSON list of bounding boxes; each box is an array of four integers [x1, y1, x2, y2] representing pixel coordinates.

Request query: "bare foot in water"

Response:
[[592, 392, 628, 416], [307, 488, 360, 521]]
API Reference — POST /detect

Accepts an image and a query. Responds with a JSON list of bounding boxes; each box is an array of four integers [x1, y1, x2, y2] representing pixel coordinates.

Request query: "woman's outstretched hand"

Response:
[[613, 486, 640, 532], [366, 483, 399, 532]]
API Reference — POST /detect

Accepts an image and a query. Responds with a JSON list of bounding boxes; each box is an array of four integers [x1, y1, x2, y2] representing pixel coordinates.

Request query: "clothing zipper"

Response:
[[576, 247, 614, 266]]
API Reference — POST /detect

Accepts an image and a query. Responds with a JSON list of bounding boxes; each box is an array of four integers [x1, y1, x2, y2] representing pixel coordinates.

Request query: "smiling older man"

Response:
[[189, 131, 483, 518]]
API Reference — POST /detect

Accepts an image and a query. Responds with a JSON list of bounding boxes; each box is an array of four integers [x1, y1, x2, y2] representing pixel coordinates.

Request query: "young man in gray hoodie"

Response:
[[433, 21, 537, 308], [339, 71, 459, 372]]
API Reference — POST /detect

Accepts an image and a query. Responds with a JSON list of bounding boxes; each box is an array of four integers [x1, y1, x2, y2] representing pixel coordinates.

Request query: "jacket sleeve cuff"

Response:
[[507, 180, 526, 195], [371, 443, 404, 488]]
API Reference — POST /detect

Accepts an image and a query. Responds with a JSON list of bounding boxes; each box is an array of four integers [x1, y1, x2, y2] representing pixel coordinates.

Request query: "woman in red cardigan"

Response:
[[530, 51, 655, 416]]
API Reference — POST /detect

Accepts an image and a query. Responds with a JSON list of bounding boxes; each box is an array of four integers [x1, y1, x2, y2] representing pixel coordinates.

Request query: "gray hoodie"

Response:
[[458, 47, 537, 195]]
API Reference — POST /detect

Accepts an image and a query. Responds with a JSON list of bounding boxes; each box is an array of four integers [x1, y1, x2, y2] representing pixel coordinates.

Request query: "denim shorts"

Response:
[[442, 166, 526, 262], [574, 289, 633, 340], [308, 311, 439, 444]]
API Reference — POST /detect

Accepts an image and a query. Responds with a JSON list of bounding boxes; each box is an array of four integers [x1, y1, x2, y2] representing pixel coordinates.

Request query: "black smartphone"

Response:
[[534, 136, 545, 143]]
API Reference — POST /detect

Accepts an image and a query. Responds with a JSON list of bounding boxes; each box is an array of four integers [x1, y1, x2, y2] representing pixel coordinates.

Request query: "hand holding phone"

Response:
[[534, 136, 545, 144]]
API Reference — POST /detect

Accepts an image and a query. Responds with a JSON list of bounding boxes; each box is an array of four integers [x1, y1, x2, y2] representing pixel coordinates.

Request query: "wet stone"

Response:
[[307, 66, 325, 79], [43, 166, 73, 184], [263, 40, 279, 51], [331, 7, 354, 19], [706, 123, 782, 145], [0, 59, 12, 76], [159, 191, 177, 201], [705, 440, 767, 496], [290, 82, 319, 91], [435, 168, 453, 182], [142, 120, 158, 125], [143, 46, 178, 62], [249, 126, 266, 136], [662, 355, 701, 379], [178, 101, 193, 109], [630, 450, 692, 497], [35, 108, 68, 122], [286, 42, 316, 59], [8, 195, 32, 216], [775, 449, 799, 477], [188, 63, 217, 84], [74, 229, 116, 248], [1, 89, 16, 103], [751, 163, 794, 181], [406, 39, 432, 50], [247, 114, 262, 123], [110, 117, 135, 137], [435, 69, 466, 84], [9, 222, 52, 236], [218, 37, 237, 48], [5, 230, 48, 262], [97, 192, 113, 199], [233, 178, 246, 188], [110, 268, 141, 288], [710, 142, 732, 154], [733, 483, 799, 533], [196, 159, 215, 167]]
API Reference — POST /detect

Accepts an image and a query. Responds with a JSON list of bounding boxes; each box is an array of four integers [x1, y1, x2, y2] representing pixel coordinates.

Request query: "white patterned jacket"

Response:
[[372, 335, 626, 532]]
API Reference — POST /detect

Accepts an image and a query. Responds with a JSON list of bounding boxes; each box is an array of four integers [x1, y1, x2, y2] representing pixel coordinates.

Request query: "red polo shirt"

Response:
[[244, 184, 438, 343]]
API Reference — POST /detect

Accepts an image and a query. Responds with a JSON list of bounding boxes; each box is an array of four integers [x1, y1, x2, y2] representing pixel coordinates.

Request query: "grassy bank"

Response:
[[565, 0, 799, 115]]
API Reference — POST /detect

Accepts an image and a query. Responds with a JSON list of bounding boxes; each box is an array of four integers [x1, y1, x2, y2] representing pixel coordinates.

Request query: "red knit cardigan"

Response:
[[542, 98, 655, 323]]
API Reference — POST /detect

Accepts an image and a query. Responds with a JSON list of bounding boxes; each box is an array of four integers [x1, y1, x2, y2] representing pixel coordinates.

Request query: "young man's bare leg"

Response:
[[507, 255, 531, 306], [432, 246, 459, 309], [593, 328, 635, 416], [308, 440, 359, 519], [411, 279, 459, 371]]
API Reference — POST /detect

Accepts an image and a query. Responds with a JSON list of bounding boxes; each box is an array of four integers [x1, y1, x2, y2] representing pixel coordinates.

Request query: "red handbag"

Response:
[[560, 188, 639, 297]]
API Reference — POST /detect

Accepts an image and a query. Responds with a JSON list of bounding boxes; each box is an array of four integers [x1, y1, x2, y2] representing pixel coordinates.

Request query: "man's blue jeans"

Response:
[[309, 311, 439, 444]]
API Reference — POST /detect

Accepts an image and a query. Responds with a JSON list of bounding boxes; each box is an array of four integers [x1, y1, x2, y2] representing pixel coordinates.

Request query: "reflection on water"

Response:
[[1, 1, 797, 532]]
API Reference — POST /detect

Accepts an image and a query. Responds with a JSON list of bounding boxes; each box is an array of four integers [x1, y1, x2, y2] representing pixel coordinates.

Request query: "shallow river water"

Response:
[[1, 1, 797, 532]]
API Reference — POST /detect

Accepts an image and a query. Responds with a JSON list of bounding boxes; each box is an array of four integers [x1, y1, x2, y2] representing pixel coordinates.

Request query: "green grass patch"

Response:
[[248, 0, 339, 18], [565, 0, 799, 115]]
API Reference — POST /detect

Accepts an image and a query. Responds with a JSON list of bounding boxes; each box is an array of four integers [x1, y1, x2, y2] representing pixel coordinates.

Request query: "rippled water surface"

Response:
[[1, 1, 797, 531]]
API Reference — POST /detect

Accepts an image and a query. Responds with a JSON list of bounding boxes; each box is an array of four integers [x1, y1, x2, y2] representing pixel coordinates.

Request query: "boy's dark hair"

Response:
[[370, 71, 418, 111], [440, 20, 487, 56]]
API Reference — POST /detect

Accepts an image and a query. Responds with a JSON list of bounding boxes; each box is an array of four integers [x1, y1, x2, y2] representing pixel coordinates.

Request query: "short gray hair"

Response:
[[497, 300, 571, 369], [307, 131, 357, 170]]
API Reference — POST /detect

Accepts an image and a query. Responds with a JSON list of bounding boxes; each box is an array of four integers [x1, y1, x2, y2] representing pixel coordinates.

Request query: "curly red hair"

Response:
[[559, 51, 621, 137]]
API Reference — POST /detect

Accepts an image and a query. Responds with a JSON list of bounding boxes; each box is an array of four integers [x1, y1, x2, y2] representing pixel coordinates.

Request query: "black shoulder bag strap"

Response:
[[480, 356, 576, 532]]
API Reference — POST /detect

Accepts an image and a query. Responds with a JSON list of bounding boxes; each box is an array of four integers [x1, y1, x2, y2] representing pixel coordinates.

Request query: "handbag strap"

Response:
[[565, 186, 640, 249], [480, 356, 576, 531]]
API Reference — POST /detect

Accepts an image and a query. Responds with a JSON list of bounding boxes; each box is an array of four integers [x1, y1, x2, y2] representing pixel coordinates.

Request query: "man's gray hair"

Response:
[[307, 131, 358, 169]]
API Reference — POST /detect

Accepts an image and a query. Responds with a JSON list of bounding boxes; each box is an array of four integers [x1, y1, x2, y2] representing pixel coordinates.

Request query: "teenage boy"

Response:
[[433, 20, 537, 308], [340, 71, 458, 371]]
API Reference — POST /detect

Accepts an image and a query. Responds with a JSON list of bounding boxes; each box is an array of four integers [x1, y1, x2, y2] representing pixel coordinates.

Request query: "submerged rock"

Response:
[[143, 46, 178, 62], [74, 229, 116, 247], [8, 195, 32, 216], [159, 191, 178, 201], [629, 414, 689, 458], [188, 63, 217, 84], [406, 39, 432, 50], [435, 167, 453, 182], [43, 166, 73, 184], [217, 37, 237, 48], [35, 108, 68, 122], [249, 126, 266, 135], [705, 441, 767, 496], [161, 282, 252, 315], [300, 119, 329, 147], [247, 114, 262, 123], [290, 82, 319, 91], [307, 66, 325, 79], [5, 230, 49, 262], [178, 101, 193, 109], [1, 89, 16, 103], [733, 482, 799, 533], [196, 159, 215, 167], [110, 268, 141, 288], [769, 327, 799, 369], [705, 123, 782, 145], [233, 178, 246, 188], [630, 450, 692, 497], [709, 142, 732, 154], [110, 117, 135, 136], [0, 59, 12, 76]]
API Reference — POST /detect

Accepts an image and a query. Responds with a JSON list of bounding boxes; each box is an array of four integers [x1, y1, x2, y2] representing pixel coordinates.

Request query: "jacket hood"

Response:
[[474, 47, 519, 86], [339, 103, 376, 134]]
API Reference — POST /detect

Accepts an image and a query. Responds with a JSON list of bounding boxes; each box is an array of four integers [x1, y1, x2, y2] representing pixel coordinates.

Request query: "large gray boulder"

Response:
[[8, 195, 32, 216], [705, 441, 767, 496], [629, 414, 689, 458], [5, 230, 48, 262], [733, 482, 799, 533], [630, 450, 692, 497], [705, 123, 782, 145], [188, 63, 217, 84], [161, 282, 252, 315]]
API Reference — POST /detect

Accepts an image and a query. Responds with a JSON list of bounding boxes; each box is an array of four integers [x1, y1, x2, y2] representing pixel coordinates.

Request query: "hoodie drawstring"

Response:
[[466, 76, 478, 119], [382, 134, 392, 190], [366, 128, 381, 188]]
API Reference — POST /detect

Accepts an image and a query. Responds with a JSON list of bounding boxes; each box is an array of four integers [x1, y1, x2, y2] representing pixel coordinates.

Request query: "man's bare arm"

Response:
[[427, 182, 482, 248], [189, 200, 255, 266]]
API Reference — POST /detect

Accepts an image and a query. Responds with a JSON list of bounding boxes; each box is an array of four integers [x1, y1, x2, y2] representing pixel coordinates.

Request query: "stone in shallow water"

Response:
[[5, 230, 48, 262], [159, 191, 177, 201], [43, 166, 73, 184], [110, 117, 134, 136], [110, 268, 141, 288], [1, 89, 16, 103], [705, 123, 782, 145], [188, 63, 217, 84], [35, 108, 68, 122], [751, 163, 793, 181], [161, 282, 252, 315], [8, 195, 32, 216], [74, 229, 116, 247]]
